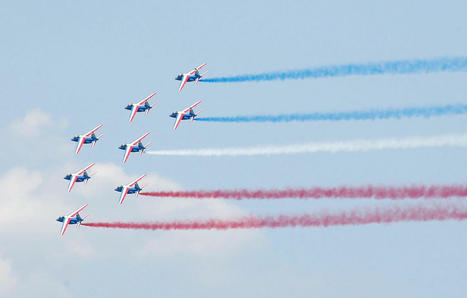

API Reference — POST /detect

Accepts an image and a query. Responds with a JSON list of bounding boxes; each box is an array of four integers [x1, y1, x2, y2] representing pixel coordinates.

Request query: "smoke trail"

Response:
[[196, 104, 467, 123], [140, 184, 467, 200], [146, 133, 467, 157], [201, 57, 467, 83], [82, 204, 467, 231]]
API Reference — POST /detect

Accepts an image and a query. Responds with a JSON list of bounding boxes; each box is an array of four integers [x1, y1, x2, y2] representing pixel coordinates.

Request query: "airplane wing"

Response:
[[196, 63, 207, 70], [178, 74, 190, 91], [75, 136, 86, 154], [183, 100, 202, 113], [128, 105, 138, 122], [122, 145, 133, 163], [137, 92, 157, 105], [77, 163, 96, 175], [84, 124, 103, 137], [66, 204, 88, 218], [173, 112, 184, 130], [60, 217, 72, 236], [129, 174, 146, 186], [119, 187, 130, 204], [67, 175, 78, 192], [131, 132, 150, 145]]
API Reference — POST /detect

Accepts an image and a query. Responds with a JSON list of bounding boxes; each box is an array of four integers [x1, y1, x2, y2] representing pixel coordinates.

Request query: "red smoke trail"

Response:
[[82, 204, 467, 231], [140, 184, 467, 200]]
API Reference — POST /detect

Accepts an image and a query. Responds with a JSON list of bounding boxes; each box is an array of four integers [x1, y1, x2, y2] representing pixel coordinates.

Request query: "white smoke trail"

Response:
[[146, 134, 467, 157]]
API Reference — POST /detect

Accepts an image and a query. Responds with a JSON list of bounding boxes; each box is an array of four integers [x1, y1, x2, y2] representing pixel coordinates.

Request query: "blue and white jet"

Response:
[[114, 174, 146, 205], [175, 63, 207, 92], [125, 91, 157, 122], [56, 204, 88, 236], [118, 132, 151, 163], [71, 124, 103, 154], [170, 100, 202, 130], [64, 163, 96, 192]]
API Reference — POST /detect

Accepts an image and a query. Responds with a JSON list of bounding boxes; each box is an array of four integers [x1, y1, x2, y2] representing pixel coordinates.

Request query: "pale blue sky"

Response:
[[1, 1, 467, 297]]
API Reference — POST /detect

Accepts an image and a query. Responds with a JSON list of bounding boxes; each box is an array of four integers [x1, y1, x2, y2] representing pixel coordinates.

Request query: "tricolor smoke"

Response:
[[146, 133, 467, 157], [140, 184, 467, 200], [201, 57, 467, 83], [82, 204, 467, 231], [196, 104, 467, 123]]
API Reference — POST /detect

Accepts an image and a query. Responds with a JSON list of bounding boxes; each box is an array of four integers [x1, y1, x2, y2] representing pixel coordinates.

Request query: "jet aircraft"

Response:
[[114, 174, 146, 205], [125, 91, 157, 122], [71, 124, 103, 154], [64, 163, 96, 192], [175, 63, 207, 91], [170, 100, 202, 130], [118, 132, 151, 163], [56, 204, 88, 236]]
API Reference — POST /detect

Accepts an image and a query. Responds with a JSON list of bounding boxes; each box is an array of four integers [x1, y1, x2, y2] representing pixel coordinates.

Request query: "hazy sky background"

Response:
[[1, 1, 467, 297]]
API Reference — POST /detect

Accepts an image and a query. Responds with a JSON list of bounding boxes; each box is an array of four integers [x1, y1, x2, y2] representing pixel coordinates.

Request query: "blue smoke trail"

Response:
[[196, 104, 467, 123], [200, 57, 467, 83]]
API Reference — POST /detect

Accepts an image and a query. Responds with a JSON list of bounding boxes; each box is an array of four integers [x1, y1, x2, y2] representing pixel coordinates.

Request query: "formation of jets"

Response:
[[59, 64, 207, 235]]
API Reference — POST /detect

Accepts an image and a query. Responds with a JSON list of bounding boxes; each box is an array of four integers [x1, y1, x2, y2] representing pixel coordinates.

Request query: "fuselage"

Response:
[[125, 103, 152, 113], [114, 185, 141, 194], [175, 73, 202, 82], [118, 144, 145, 152], [71, 135, 99, 144], [170, 111, 197, 120], [64, 173, 90, 183], [56, 215, 82, 225]]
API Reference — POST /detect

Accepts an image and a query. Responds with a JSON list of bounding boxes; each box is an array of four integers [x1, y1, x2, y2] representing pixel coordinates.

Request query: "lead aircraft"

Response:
[[170, 100, 202, 130], [64, 163, 96, 192], [125, 92, 157, 122], [71, 124, 103, 154], [114, 174, 146, 205], [175, 63, 207, 91], [56, 204, 88, 236], [118, 132, 151, 163]]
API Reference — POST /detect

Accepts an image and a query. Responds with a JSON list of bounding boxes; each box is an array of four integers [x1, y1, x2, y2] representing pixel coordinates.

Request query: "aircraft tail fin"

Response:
[[141, 143, 151, 155], [136, 183, 147, 197], [83, 171, 90, 183], [146, 102, 157, 115], [93, 134, 103, 147], [86, 171, 96, 182], [78, 215, 89, 228], [192, 110, 202, 122]]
